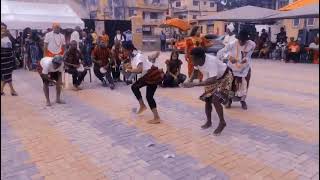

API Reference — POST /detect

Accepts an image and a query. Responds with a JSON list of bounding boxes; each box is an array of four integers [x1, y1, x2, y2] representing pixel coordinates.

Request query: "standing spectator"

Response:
[[160, 31, 166, 52], [29, 30, 41, 70], [124, 30, 132, 43], [81, 31, 92, 67], [64, 40, 87, 90], [114, 30, 125, 44], [260, 29, 268, 44], [223, 23, 237, 46], [1, 22, 18, 96], [101, 31, 110, 45], [91, 30, 98, 47], [44, 23, 66, 57], [276, 27, 287, 43], [91, 37, 115, 89], [70, 26, 82, 50]]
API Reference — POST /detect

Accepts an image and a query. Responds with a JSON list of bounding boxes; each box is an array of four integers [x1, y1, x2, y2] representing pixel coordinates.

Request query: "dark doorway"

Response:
[[104, 20, 132, 46]]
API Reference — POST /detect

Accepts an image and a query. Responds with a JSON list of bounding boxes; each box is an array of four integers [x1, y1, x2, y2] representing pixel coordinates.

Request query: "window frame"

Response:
[[307, 18, 315, 27], [292, 19, 300, 28]]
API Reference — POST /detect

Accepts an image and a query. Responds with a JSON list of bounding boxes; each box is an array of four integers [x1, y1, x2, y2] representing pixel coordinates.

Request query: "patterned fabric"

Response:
[[92, 47, 111, 67], [140, 66, 164, 85], [1, 48, 15, 83], [199, 68, 233, 102]]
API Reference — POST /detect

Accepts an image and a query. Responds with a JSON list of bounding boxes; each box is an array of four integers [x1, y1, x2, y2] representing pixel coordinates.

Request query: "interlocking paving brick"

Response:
[[1, 120, 40, 180], [2, 58, 318, 179]]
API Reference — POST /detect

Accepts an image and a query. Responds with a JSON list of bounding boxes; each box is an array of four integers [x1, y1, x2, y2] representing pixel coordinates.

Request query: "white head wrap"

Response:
[[227, 23, 235, 32]]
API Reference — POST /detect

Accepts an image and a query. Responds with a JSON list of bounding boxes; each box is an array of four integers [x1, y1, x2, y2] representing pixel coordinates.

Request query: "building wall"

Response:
[[282, 18, 319, 40], [171, 0, 217, 20]]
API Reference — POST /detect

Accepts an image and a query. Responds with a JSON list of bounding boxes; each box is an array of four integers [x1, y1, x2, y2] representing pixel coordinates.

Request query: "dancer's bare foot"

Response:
[[136, 105, 147, 114], [147, 117, 160, 124], [201, 121, 212, 129]]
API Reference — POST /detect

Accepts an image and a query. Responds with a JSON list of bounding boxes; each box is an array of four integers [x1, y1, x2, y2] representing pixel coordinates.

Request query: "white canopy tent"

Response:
[[1, 1, 84, 30]]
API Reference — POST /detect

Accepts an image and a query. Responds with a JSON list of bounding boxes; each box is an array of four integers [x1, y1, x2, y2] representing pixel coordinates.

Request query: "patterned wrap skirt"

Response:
[[1, 48, 15, 83], [140, 66, 164, 85], [199, 67, 234, 103]]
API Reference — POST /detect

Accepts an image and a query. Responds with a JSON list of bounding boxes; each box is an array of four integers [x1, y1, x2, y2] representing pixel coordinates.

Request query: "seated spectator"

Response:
[[309, 36, 319, 49], [286, 37, 301, 63], [162, 51, 186, 87], [275, 39, 287, 61], [259, 39, 271, 59], [309, 36, 319, 64], [64, 40, 87, 90]]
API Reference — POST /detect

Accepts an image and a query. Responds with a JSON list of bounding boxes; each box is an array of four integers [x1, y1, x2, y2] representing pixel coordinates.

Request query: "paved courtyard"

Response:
[[1, 52, 319, 180]]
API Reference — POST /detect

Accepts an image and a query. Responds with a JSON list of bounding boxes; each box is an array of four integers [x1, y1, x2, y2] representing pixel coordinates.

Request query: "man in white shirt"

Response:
[[182, 47, 233, 135], [37, 55, 65, 106], [44, 23, 66, 57], [114, 30, 125, 44], [122, 41, 163, 124], [217, 29, 256, 110], [70, 26, 81, 50], [223, 23, 237, 46]]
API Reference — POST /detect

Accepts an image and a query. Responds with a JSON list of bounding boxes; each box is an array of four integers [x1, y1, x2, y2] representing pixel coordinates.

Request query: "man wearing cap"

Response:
[[91, 37, 115, 89], [223, 23, 237, 47], [44, 23, 66, 57], [64, 40, 87, 91], [217, 29, 256, 110], [182, 47, 233, 135], [37, 55, 65, 106], [122, 41, 163, 124]]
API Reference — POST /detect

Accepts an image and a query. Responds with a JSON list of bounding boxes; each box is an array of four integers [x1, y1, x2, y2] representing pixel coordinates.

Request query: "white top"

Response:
[[70, 31, 80, 49], [309, 42, 319, 50], [40, 57, 64, 74], [1, 37, 12, 48], [114, 34, 125, 42], [223, 34, 236, 46], [131, 51, 153, 76], [44, 31, 66, 54], [196, 54, 227, 80], [218, 39, 256, 77]]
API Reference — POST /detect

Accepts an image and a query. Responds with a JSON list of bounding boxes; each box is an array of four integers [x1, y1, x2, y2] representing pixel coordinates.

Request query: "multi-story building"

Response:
[[170, 0, 218, 22], [84, 0, 169, 35]]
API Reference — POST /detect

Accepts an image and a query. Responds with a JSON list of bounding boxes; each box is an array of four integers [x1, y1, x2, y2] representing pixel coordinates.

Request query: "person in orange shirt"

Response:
[[185, 39, 203, 82], [286, 37, 301, 63]]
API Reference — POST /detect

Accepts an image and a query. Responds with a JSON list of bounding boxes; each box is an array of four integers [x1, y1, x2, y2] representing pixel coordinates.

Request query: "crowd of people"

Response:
[[253, 27, 319, 63], [2, 21, 261, 135]]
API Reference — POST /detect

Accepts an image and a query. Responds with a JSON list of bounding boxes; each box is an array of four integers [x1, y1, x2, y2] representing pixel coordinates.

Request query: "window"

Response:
[[307, 18, 315, 26], [150, 12, 158, 19], [293, 19, 300, 27], [128, 8, 135, 17], [193, 1, 199, 6], [176, 1, 181, 7], [210, 2, 215, 7], [152, 0, 160, 3], [204, 1, 207, 5], [193, 15, 197, 19]]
